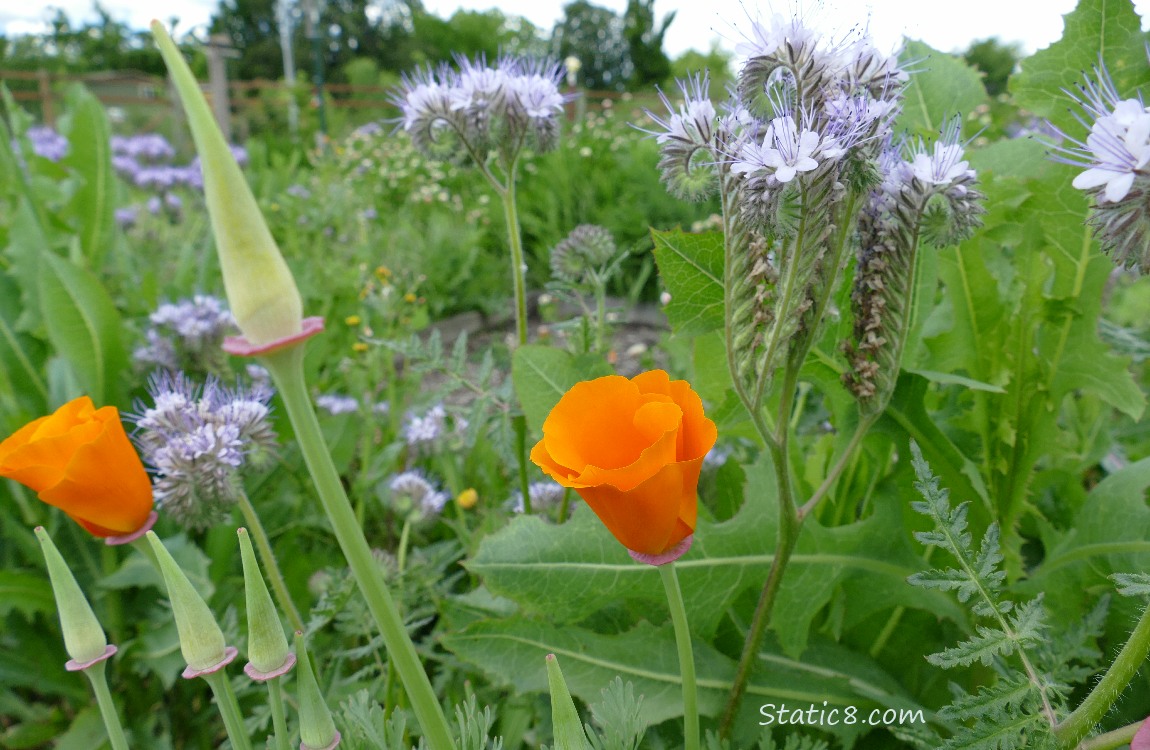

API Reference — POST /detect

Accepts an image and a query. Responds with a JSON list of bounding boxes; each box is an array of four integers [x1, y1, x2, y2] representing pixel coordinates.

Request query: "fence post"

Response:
[[38, 69, 55, 127], [205, 34, 240, 141]]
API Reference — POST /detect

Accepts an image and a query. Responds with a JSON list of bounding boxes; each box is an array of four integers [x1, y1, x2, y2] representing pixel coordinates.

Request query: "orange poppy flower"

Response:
[[0, 396, 154, 537], [530, 370, 717, 558]]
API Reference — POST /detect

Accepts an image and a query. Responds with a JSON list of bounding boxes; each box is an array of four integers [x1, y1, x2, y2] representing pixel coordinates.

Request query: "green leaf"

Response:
[[548, 655, 593, 750], [60, 84, 116, 269], [466, 452, 963, 653], [0, 271, 49, 428], [650, 228, 724, 336], [0, 570, 55, 619], [896, 40, 988, 139], [443, 619, 928, 745], [36, 250, 128, 405], [511, 345, 613, 434], [1012, 0, 1150, 135]]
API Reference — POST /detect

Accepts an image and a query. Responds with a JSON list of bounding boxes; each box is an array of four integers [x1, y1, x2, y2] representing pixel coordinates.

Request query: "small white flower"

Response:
[[1071, 109, 1150, 202], [732, 116, 821, 184], [909, 142, 972, 186]]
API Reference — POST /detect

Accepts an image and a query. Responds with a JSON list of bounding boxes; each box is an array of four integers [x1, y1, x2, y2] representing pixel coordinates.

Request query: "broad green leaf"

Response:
[[466, 452, 962, 654], [442, 618, 929, 746], [511, 345, 612, 434], [1012, 0, 1150, 135], [36, 251, 128, 406], [0, 271, 49, 428], [650, 228, 724, 336], [0, 570, 55, 619], [60, 84, 116, 269], [896, 40, 988, 139]]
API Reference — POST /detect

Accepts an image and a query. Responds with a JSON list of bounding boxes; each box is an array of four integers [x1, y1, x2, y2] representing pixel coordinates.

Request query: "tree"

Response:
[[962, 37, 1022, 97], [551, 1, 630, 91], [623, 0, 674, 89]]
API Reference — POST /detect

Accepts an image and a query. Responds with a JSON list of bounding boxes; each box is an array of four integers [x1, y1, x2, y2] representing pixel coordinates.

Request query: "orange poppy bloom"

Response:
[[530, 370, 717, 558], [0, 396, 154, 537]]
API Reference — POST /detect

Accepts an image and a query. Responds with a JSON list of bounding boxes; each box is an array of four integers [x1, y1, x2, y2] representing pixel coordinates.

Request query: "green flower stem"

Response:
[[513, 414, 533, 515], [798, 414, 877, 520], [261, 345, 457, 750], [659, 562, 699, 750], [236, 489, 305, 633], [1076, 720, 1142, 750], [439, 456, 472, 549], [267, 677, 291, 750], [1055, 601, 1150, 747], [203, 670, 254, 750], [397, 518, 412, 575], [84, 661, 129, 750], [557, 488, 572, 524], [500, 168, 529, 348], [101, 546, 124, 641]]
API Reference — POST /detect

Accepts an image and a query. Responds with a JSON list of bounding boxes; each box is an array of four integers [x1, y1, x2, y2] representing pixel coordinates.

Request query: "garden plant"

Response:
[[7, 1, 1150, 749]]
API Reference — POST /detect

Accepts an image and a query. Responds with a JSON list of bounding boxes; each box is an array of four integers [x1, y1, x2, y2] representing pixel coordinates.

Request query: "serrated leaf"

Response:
[[1112, 573, 1150, 598], [927, 624, 1016, 669], [897, 40, 988, 139], [938, 679, 1035, 723], [1011, 0, 1150, 136], [650, 228, 724, 336], [0, 570, 55, 619]]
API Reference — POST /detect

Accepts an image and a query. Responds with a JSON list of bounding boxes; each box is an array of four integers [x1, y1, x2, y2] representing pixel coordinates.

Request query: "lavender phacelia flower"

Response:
[[386, 470, 449, 519], [509, 481, 565, 514], [131, 372, 277, 530], [133, 295, 237, 377], [315, 394, 360, 415]]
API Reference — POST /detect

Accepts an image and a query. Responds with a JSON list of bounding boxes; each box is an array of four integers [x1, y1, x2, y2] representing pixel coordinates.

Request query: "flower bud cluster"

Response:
[[844, 122, 984, 405], [131, 372, 278, 530], [133, 295, 237, 378], [549, 224, 618, 285], [386, 470, 449, 520], [395, 55, 566, 166], [1051, 63, 1150, 273], [19, 125, 70, 162]]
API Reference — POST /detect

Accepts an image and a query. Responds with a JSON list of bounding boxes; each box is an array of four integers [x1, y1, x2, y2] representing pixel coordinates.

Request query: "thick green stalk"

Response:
[[1076, 720, 1142, 750], [236, 490, 305, 633], [84, 661, 130, 750], [659, 563, 699, 750], [1055, 602, 1150, 747], [261, 345, 457, 750], [267, 677, 291, 750], [204, 670, 254, 750]]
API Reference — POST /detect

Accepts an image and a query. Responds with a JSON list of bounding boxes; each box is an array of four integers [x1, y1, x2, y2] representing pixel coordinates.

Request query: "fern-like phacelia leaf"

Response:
[[1112, 572, 1150, 598], [586, 678, 646, 750]]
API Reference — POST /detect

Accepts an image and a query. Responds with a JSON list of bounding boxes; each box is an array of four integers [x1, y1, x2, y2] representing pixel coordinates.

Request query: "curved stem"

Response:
[[1076, 720, 1142, 750], [236, 489, 305, 633], [204, 670, 254, 750], [261, 345, 457, 750], [84, 661, 130, 750], [500, 164, 529, 348], [659, 563, 699, 750], [1055, 601, 1150, 747], [797, 414, 876, 520], [267, 677, 291, 750], [719, 434, 799, 735]]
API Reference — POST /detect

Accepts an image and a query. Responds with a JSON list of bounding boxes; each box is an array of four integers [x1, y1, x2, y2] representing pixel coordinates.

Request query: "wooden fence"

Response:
[[0, 67, 663, 140]]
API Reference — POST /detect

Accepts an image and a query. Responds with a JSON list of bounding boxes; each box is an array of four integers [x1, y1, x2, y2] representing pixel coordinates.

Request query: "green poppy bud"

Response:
[[237, 528, 294, 678], [35, 527, 112, 668], [151, 22, 304, 350], [295, 632, 340, 749], [147, 531, 233, 676], [546, 654, 592, 750]]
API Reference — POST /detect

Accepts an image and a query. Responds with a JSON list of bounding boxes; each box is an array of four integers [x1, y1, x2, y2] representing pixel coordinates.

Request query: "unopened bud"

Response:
[[295, 632, 340, 749], [238, 528, 294, 679], [147, 531, 233, 676], [35, 527, 112, 668]]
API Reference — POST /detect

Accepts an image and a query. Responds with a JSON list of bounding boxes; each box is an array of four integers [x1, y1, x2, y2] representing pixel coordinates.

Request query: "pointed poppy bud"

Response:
[[237, 528, 294, 679], [546, 654, 592, 749], [35, 527, 115, 669], [147, 531, 236, 676], [151, 22, 312, 352], [295, 631, 340, 749]]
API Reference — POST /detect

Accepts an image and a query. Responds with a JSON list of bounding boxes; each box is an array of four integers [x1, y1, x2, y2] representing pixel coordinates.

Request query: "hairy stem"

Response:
[[1056, 601, 1150, 747], [1076, 720, 1142, 750]]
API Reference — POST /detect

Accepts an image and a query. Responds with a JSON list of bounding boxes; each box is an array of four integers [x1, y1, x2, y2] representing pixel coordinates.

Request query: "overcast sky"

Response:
[[3, 0, 1150, 58]]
